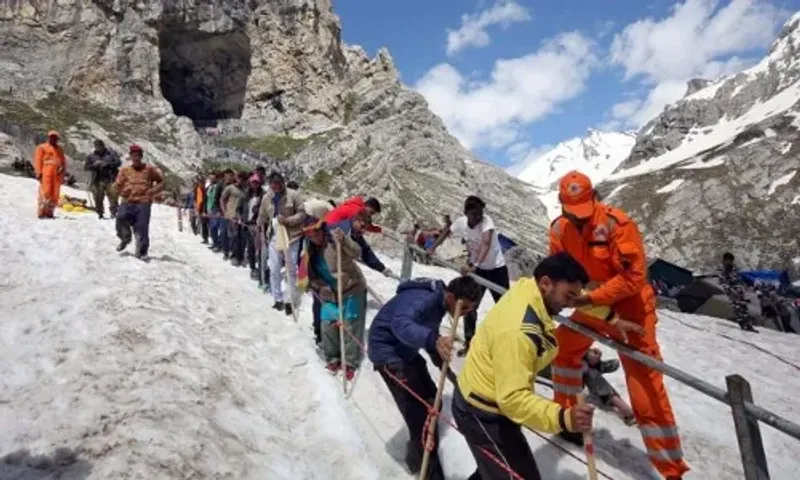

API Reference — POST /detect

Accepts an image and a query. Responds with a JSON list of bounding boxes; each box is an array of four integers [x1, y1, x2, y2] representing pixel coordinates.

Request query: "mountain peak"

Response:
[[515, 129, 635, 190]]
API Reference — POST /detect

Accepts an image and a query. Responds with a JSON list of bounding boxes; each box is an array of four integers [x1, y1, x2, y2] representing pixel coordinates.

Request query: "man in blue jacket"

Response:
[[368, 276, 483, 480]]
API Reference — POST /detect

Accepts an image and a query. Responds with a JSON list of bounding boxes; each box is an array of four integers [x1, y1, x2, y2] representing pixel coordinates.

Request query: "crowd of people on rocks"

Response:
[[31, 131, 696, 479]]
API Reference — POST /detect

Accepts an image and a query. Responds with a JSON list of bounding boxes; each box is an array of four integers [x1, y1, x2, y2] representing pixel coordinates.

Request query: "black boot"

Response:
[[285, 303, 293, 316], [272, 301, 285, 311], [116, 238, 130, 252]]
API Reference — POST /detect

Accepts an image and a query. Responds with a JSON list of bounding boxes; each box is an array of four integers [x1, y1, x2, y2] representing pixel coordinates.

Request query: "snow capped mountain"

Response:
[[516, 129, 636, 190], [601, 12, 800, 273]]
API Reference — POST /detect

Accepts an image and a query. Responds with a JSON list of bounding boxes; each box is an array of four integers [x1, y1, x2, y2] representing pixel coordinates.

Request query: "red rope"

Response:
[[335, 321, 525, 480]]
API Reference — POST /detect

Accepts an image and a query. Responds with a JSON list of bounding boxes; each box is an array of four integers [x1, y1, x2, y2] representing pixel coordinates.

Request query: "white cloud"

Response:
[[416, 32, 597, 150], [446, 1, 532, 56], [606, 0, 785, 130]]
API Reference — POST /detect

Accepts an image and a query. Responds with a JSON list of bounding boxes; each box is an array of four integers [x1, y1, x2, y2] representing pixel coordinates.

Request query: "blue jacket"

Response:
[[368, 278, 447, 366]]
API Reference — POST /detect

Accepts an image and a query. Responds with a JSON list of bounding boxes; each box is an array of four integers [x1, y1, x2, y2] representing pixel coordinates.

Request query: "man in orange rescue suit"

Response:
[[549, 170, 689, 480], [33, 130, 67, 219]]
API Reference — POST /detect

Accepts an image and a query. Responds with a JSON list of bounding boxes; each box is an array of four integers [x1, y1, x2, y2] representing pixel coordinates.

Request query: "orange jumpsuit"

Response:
[[33, 142, 67, 218], [550, 203, 690, 478]]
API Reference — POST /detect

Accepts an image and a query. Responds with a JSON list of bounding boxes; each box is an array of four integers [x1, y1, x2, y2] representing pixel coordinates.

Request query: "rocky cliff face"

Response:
[[601, 13, 800, 274], [0, 0, 549, 255]]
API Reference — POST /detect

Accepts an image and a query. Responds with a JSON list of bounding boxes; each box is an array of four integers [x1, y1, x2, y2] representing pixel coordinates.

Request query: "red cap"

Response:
[[558, 170, 595, 219], [129, 144, 143, 154]]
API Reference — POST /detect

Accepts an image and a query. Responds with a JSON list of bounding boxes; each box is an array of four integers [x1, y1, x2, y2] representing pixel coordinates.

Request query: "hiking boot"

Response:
[[97, 212, 104, 219], [201, 239, 208, 244], [116, 239, 130, 252], [223, 252, 230, 260], [272, 301, 285, 311], [345, 367, 356, 381], [211, 246, 221, 252], [558, 431, 584, 447], [326, 362, 341, 375], [285, 303, 293, 316], [231, 258, 241, 267], [250, 269, 259, 280]]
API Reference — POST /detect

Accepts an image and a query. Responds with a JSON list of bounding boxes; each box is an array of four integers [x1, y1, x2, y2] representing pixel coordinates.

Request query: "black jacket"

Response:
[[84, 148, 122, 184]]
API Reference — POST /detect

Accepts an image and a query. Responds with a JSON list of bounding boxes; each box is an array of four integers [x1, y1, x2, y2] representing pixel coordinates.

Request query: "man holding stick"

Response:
[[453, 252, 595, 480], [368, 276, 483, 479]]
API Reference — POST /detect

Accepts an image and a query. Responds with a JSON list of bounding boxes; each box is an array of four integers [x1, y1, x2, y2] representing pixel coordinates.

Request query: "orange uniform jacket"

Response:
[[549, 203, 655, 320], [33, 142, 66, 179], [194, 183, 205, 213]]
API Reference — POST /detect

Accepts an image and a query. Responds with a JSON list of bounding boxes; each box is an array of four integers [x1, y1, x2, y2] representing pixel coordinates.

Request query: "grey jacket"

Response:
[[256, 187, 307, 239]]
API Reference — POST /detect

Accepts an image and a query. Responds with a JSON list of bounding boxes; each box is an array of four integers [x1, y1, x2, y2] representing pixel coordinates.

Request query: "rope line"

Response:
[[335, 321, 616, 480], [177, 215, 615, 479]]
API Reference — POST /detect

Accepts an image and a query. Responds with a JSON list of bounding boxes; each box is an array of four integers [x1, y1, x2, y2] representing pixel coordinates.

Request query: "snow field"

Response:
[[2, 174, 800, 479]]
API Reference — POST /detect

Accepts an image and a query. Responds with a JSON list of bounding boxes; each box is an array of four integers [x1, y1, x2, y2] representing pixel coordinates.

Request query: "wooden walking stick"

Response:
[[577, 393, 599, 480], [335, 238, 347, 393], [419, 299, 465, 480]]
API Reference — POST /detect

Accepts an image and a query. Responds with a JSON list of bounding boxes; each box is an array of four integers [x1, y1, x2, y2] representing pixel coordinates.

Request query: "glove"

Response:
[[382, 268, 395, 278]]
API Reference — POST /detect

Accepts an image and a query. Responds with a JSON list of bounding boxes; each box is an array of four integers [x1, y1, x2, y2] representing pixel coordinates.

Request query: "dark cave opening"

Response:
[[158, 27, 252, 126]]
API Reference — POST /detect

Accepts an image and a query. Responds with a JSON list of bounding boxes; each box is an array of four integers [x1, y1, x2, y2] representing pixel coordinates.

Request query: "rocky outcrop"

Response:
[[603, 13, 800, 274], [0, 0, 550, 253]]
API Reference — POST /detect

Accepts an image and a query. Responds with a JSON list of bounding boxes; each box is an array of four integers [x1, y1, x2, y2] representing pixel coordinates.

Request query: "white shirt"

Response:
[[449, 214, 505, 270]]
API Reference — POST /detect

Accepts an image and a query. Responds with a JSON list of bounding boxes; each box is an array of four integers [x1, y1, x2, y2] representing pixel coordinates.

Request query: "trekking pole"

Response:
[[335, 238, 347, 394], [420, 299, 464, 480], [577, 394, 599, 480]]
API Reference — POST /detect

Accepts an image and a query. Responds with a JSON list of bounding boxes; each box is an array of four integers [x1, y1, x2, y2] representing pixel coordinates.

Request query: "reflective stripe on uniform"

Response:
[[551, 366, 583, 379], [640, 425, 680, 439], [552, 382, 583, 395], [646, 446, 684, 462]]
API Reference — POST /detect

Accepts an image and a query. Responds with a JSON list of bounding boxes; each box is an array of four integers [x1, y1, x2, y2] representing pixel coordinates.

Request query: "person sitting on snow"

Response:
[[368, 276, 483, 479]]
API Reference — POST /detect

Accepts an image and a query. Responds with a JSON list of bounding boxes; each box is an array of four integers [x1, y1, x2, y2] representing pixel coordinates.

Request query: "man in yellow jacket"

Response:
[[453, 252, 596, 480]]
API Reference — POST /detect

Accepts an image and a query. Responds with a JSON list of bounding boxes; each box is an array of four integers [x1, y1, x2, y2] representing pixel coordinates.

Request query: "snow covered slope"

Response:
[[0, 175, 383, 479], [602, 13, 800, 273], [2, 173, 800, 479], [516, 129, 636, 190]]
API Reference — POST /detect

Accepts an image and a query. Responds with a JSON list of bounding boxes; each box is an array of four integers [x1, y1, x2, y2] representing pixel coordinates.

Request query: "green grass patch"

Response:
[[221, 135, 312, 160], [304, 169, 333, 195], [0, 93, 175, 153], [221, 129, 343, 160], [343, 92, 358, 124]]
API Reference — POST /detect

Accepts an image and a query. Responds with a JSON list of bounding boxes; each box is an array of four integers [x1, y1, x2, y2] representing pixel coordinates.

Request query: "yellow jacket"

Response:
[[457, 278, 574, 434]]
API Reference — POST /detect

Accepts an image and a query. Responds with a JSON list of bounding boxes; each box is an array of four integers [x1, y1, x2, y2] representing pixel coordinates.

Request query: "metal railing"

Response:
[[390, 235, 799, 480]]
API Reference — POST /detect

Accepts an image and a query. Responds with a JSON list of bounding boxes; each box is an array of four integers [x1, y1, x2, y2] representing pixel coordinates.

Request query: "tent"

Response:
[[739, 270, 791, 288], [497, 233, 517, 253], [676, 279, 734, 319], [648, 258, 694, 290]]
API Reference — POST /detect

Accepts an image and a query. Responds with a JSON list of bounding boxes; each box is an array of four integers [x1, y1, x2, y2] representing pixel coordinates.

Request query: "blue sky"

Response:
[[334, 0, 799, 171]]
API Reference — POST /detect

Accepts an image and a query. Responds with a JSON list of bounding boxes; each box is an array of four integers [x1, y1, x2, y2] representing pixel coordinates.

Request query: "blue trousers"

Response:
[[116, 203, 152, 256]]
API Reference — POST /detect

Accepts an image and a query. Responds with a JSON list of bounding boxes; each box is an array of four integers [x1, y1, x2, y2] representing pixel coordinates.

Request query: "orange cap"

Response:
[[47, 130, 60, 137], [558, 170, 596, 219]]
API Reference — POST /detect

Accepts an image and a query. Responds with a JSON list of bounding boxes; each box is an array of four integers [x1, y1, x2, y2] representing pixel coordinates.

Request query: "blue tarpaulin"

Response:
[[498, 233, 517, 253], [739, 270, 791, 287]]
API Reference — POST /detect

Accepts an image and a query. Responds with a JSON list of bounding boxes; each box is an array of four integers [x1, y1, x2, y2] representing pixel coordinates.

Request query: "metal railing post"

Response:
[[726, 375, 770, 480], [400, 243, 414, 280]]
